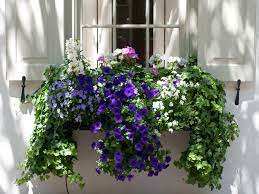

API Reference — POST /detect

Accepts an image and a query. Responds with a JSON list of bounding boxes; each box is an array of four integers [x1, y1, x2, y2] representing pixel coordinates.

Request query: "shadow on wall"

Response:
[[0, 0, 63, 194], [1, 1, 259, 194]]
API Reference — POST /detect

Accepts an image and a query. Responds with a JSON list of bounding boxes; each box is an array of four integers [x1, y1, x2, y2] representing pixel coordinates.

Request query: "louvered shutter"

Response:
[[198, 0, 256, 81], [6, 0, 68, 81]]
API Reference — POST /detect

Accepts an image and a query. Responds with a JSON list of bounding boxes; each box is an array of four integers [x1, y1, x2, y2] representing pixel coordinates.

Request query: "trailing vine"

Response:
[[16, 39, 239, 190]]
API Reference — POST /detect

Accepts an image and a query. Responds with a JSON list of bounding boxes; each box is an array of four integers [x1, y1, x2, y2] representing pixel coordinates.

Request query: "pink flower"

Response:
[[121, 47, 138, 59]]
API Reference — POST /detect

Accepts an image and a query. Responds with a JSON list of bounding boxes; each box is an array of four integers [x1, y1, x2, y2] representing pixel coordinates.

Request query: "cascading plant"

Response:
[[17, 39, 239, 191]]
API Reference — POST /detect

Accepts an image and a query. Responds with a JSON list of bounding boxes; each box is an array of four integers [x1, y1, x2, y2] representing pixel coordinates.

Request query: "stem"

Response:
[[65, 176, 70, 194]]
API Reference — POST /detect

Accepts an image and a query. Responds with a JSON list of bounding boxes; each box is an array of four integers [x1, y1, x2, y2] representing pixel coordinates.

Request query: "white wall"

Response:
[[1, 1, 259, 194]]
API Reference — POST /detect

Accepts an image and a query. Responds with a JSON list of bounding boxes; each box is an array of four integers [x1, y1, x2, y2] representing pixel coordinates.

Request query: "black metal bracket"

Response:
[[235, 79, 241, 105], [21, 76, 26, 103]]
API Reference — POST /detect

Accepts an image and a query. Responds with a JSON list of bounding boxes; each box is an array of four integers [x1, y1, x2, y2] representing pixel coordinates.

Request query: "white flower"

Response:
[[152, 101, 165, 110], [172, 120, 178, 126], [113, 48, 122, 56], [167, 56, 181, 63], [168, 128, 174, 133]]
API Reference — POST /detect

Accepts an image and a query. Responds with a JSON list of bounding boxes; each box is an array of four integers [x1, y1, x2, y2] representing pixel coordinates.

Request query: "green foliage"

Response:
[[154, 60, 239, 190], [16, 65, 85, 189], [16, 40, 239, 191]]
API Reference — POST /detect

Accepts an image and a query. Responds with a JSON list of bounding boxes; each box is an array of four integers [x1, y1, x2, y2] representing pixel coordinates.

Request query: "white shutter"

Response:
[[153, 0, 188, 60], [6, 0, 66, 81], [81, 0, 112, 66], [198, 0, 256, 81]]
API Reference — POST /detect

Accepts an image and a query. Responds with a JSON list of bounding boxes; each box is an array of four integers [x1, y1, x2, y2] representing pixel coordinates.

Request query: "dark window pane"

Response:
[[116, 29, 153, 64], [116, 0, 153, 24], [117, 29, 145, 64]]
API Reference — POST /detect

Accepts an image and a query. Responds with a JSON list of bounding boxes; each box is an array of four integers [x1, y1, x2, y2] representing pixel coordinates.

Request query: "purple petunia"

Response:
[[135, 142, 144, 151], [102, 66, 112, 74], [129, 158, 138, 168], [115, 115, 123, 123], [90, 121, 102, 133], [115, 133, 124, 141], [127, 173, 134, 181], [98, 76, 106, 83], [91, 142, 97, 150], [96, 167, 101, 175], [117, 174, 126, 181], [100, 154, 108, 163], [114, 151, 123, 163], [135, 113, 142, 121], [124, 83, 136, 97], [115, 163, 124, 172], [148, 170, 154, 177], [165, 156, 172, 163], [128, 104, 136, 113]]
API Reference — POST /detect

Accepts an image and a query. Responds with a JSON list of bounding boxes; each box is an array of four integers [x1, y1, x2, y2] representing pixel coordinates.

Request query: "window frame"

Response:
[[77, 0, 182, 67]]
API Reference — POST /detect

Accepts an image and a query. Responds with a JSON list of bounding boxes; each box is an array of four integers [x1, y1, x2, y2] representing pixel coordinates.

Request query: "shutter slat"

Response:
[[198, 0, 256, 81]]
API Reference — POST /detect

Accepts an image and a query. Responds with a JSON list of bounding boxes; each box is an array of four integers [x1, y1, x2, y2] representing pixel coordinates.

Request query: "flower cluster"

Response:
[[90, 65, 171, 181], [65, 38, 88, 75], [17, 39, 239, 191]]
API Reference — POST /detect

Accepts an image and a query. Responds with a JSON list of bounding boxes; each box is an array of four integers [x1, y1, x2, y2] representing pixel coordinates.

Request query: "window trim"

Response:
[[77, 0, 182, 66]]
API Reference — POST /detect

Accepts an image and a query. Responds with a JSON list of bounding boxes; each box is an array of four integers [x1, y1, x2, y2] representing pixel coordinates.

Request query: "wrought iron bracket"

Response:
[[21, 76, 26, 103], [235, 79, 241, 105]]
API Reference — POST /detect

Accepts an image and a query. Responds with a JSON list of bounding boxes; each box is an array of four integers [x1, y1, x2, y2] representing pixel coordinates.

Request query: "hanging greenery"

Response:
[[16, 39, 239, 190]]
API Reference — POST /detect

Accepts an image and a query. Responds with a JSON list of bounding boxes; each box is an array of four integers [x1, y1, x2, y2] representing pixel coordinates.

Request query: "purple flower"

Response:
[[135, 142, 144, 151], [137, 161, 145, 171], [97, 54, 105, 62], [147, 145, 154, 152], [127, 173, 134, 181], [102, 67, 112, 74], [56, 80, 64, 88], [100, 154, 108, 163], [138, 125, 147, 133], [140, 108, 148, 116], [114, 151, 123, 163], [127, 132, 135, 141], [105, 131, 110, 139], [163, 163, 170, 169], [98, 76, 106, 83], [141, 83, 149, 90], [145, 90, 154, 99], [128, 104, 136, 113], [148, 170, 154, 177], [129, 158, 138, 168], [97, 141, 105, 150], [57, 92, 63, 100], [127, 72, 134, 78], [135, 113, 142, 121], [152, 67, 159, 76], [118, 75, 126, 83], [165, 156, 172, 163], [150, 158, 159, 167], [91, 142, 97, 150], [113, 127, 121, 135], [96, 167, 101, 175], [115, 133, 124, 141], [154, 171, 159, 176], [98, 104, 107, 114], [173, 79, 180, 87], [124, 83, 137, 97], [151, 88, 160, 97], [81, 103, 86, 110], [117, 174, 126, 181], [90, 121, 102, 133], [115, 115, 123, 123], [115, 164, 124, 172]]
